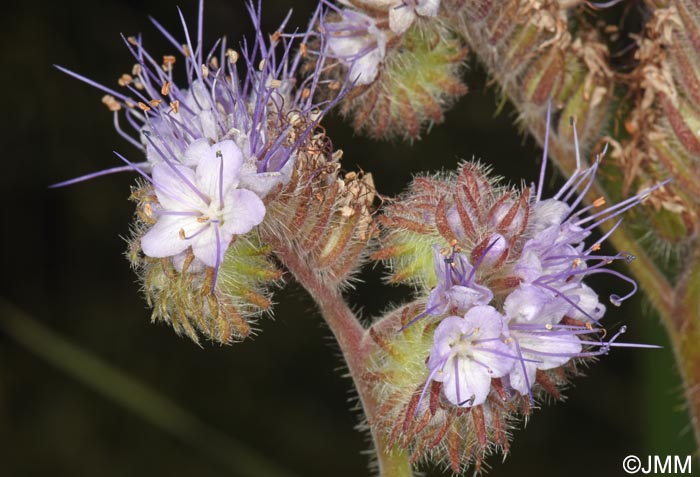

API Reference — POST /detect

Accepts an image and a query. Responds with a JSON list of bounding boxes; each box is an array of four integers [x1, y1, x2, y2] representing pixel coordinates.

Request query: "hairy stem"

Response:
[[272, 239, 413, 476]]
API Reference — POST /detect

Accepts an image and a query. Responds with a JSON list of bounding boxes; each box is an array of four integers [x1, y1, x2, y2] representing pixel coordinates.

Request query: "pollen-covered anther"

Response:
[[131, 63, 142, 76], [225, 48, 239, 64], [168, 101, 180, 114], [137, 102, 151, 112], [162, 55, 176, 71], [101, 94, 121, 112], [118, 74, 133, 87], [200, 64, 209, 78], [593, 197, 606, 207], [149, 99, 162, 108], [161, 81, 171, 96]]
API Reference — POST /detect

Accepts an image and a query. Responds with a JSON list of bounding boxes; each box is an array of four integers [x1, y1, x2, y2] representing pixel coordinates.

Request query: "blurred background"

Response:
[[0, 0, 695, 475]]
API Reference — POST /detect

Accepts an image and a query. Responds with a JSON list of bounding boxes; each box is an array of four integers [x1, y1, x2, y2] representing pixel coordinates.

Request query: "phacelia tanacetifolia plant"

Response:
[[54, 1, 670, 476]]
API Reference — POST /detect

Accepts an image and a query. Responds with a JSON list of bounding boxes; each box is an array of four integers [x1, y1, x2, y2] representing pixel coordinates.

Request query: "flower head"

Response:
[[55, 0, 347, 344], [369, 104, 666, 472]]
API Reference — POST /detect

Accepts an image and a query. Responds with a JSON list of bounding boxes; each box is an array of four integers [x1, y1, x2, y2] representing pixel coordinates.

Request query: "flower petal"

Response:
[[442, 358, 491, 407], [152, 162, 203, 211], [196, 140, 244, 200], [141, 214, 196, 258], [190, 225, 221, 268], [183, 137, 212, 167], [389, 4, 415, 34], [221, 189, 266, 235]]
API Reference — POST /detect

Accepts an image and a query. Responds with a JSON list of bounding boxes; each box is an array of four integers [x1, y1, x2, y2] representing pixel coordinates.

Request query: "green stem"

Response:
[[271, 239, 413, 477]]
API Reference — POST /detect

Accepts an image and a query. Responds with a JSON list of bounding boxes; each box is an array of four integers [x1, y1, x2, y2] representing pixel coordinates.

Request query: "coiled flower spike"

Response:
[[53, 0, 351, 344], [368, 102, 667, 472]]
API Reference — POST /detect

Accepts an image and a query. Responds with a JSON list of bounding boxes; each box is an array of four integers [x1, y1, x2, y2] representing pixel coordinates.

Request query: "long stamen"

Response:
[[535, 99, 552, 203]]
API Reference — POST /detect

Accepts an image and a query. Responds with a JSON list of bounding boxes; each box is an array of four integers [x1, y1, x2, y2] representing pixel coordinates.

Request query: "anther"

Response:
[[258, 59, 265, 71], [300, 43, 308, 57], [149, 99, 162, 108], [301, 88, 311, 99], [201, 64, 209, 78], [182, 44, 191, 57], [131, 64, 142, 76], [179, 228, 186, 240], [169, 101, 180, 114], [225, 49, 239, 64], [118, 74, 133, 87], [161, 81, 171, 96], [162, 55, 176, 71], [593, 197, 606, 207], [591, 243, 602, 252], [101, 95, 121, 112], [268, 79, 282, 88], [270, 31, 281, 42], [127, 36, 138, 46], [137, 102, 151, 112]]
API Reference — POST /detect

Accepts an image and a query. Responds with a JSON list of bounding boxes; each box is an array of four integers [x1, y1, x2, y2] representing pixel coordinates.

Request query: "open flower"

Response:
[[141, 140, 265, 270], [427, 306, 514, 407], [324, 6, 387, 85]]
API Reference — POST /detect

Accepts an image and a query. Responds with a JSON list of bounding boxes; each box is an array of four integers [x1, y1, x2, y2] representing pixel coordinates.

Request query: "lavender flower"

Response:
[[54, 1, 350, 343], [424, 244, 492, 318], [140, 140, 265, 273], [426, 307, 513, 407], [371, 103, 666, 470], [419, 109, 664, 400], [54, 1, 343, 283], [323, 4, 387, 85]]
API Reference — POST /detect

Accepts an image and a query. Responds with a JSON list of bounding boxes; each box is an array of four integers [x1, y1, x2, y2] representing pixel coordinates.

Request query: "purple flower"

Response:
[[141, 140, 265, 271], [426, 306, 514, 407], [323, 3, 387, 85], [54, 1, 340, 190], [425, 244, 492, 316], [502, 283, 581, 394]]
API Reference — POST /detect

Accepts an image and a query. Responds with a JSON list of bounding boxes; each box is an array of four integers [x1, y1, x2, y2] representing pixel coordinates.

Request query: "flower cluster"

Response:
[[368, 113, 664, 472], [55, 1, 361, 344], [314, 0, 467, 139]]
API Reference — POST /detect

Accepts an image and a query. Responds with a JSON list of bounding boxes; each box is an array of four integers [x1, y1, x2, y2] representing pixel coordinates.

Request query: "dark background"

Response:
[[0, 0, 695, 476]]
